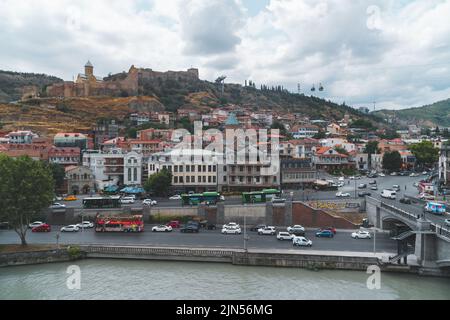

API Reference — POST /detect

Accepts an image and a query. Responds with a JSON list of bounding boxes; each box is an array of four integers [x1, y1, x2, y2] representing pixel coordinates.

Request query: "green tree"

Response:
[[0, 155, 54, 245], [46, 162, 65, 192], [409, 141, 439, 168], [313, 130, 326, 139], [364, 141, 380, 169], [271, 121, 291, 139], [382, 151, 402, 172], [144, 168, 173, 197]]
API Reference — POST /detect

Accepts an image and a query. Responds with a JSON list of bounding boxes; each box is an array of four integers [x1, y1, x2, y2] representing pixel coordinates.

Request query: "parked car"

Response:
[[61, 225, 80, 232], [54, 196, 63, 201], [250, 224, 267, 232], [392, 185, 400, 192], [143, 199, 157, 206], [28, 221, 45, 229], [338, 177, 345, 181], [370, 185, 378, 191], [358, 183, 367, 189], [409, 172, 419, 177], [287, 225, 305, 233], [223, 222, 240, 229], [422, 171, 428, 175], [418, 193, 435, 201], [277, 232, 294, 241], [258, 226, 276, 235], [369, 180, 377, 185], [180, 224, 199, 233], [390, 172, 398, 176], [167, 220, 181, 228], [169, 195, 182, 200], [358, 191, 371, 197], [50, 203, 66, 209], [152, 225, 173, 232], [444, 219, 450, 227], [399, 198, 412, 204], [76, 221, 94, 229], [292, 236, 313, 247], [322, 227, 337, 234], [351, 230, 372, 239], [272, 197, 286, 203], [120, 197, 135, 204], [379, 173, 386, 177], [220, 195, 225, 201], [32, 223, 51, 232], [221, 226, 242, 235], [336, 192, 351, 198], [381, 189, 396, 199], [315, 230, 334, 238], [63, 195, 77, 201]]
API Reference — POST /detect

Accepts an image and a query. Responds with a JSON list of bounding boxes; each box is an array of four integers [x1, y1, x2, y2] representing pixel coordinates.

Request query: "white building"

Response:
[[82, 149, 142, 190], [6, 130, 39, 144], [320, 138, 356, 153]]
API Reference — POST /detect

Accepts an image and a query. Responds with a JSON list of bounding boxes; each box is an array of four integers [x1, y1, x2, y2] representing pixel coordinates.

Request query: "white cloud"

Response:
[[0, 0, 449, 110]]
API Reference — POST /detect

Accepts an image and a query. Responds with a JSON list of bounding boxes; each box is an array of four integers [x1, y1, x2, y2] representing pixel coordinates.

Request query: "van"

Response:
[[424, 202, 446, 215], [120, 196, 135, 204], [381, 189, 396, 199]]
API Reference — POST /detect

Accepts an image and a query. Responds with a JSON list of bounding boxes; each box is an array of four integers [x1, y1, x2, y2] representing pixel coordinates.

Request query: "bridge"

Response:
[[366, 196, 450, 275]]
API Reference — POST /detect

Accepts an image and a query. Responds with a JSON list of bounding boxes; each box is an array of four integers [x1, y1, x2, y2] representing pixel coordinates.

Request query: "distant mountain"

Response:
[[0, 70, 62, 102], [374, 99, 450, 127]]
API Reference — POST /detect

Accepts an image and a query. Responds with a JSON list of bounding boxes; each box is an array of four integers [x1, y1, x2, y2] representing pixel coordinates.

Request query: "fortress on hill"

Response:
[[46, 61, 199, 98]]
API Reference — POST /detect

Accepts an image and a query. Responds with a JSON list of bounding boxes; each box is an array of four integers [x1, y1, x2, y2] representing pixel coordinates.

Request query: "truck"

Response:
[[381, 189, 396, 199]]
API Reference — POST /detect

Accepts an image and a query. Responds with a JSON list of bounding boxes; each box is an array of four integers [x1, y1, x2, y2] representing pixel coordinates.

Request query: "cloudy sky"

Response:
[[1, 0, 449, 110]]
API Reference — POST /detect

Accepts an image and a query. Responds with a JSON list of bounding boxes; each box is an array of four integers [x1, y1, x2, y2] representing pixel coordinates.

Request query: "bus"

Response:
[[242, 189, 281, 204], [95, 213, 144, 232], [83, 196, 121, 209], [181, 192, 222, 206]]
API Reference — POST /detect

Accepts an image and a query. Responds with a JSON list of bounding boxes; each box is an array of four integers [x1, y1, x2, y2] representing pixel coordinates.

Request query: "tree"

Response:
[[382, 151, 402, 172], [270, 121, 290, 139], [0, 155, 54, 245], [409, 141, 439, 168], [144, 168, 173, 197], [364, 141, 380, 169], [313, 130, 326, 139], [45, 162, 65, 192]]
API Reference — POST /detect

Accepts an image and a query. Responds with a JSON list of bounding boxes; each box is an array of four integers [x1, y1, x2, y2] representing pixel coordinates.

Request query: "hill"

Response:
[[374, 98, 450, 127], [0, 70, 62, 103]]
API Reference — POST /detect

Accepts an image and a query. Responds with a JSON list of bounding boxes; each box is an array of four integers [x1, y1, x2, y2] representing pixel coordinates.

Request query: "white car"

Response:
[[54, 196, 63, 201], [76, 221, 94, 229], [272, 197, 286, 203], [152, 225, 172, 232], [277, 232, 294, 241], [50, 203, 66, 209], [390, 172, 398, 176], [349, 176, 355, 180], [28, 221, 44, 229], [61, 225, 80, 232], [258, 226, 276, 235], [352, 230, 372, 239], [221, 226, 242, 234], [409, 173, 419, 177], [422, 171, 428, 175], [223, 222, 240, 229], [338, 177, 345, 181], [336, 192, 351, 198], [379, 173, 385, 177], [444, 219, 450, 227], [287, 225, 305, 233], [220, 195, 225, 201], [120, 197, 135, 204], [169, 195, 182, 200], [143, 199, 157, 206], [292, 236, 312, 247]]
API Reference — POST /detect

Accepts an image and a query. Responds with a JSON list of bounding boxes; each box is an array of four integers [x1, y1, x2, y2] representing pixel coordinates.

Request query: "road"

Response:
[[0, 226, 397, 253]]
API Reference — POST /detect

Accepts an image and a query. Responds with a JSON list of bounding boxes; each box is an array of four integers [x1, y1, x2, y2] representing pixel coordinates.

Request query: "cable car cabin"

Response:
[[95, 214, 144, 232], [242, 189, 281, 204], [181, 192, 221, 206]]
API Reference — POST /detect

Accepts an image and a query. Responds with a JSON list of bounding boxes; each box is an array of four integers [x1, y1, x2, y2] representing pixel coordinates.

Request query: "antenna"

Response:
[[297, 83, 301, 94], [373, 101, 376, 112]]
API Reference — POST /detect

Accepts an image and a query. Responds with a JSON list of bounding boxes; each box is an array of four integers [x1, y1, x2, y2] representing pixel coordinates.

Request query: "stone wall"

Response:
[[0, 249, 81, 267], [292, 202, 358, 229]]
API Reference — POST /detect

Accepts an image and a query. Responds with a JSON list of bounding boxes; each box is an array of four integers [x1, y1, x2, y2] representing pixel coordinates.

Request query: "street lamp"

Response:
[[243, 205, 249, 252]]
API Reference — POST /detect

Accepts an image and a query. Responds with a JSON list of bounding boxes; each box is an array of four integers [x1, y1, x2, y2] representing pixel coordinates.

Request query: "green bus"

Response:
[[181, 192, 222, 206], [83, 196, 122, 209], [242, 189, 281, 204]]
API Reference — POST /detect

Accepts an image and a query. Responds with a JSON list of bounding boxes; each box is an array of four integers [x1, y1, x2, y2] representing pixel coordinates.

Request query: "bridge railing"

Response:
[[379, 202, 418, 222], [431, 224, 450, 241]]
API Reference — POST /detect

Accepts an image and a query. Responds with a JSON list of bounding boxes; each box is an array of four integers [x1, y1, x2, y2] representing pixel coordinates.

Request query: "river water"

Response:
[[1, 259, 449, 300]]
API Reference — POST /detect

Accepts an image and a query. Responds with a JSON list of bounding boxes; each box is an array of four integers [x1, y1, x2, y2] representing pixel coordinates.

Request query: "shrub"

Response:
[[67, 246, 81, 259]]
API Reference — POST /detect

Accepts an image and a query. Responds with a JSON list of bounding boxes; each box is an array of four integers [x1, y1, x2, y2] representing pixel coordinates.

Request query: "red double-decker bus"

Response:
[[95, 213, 144, 233]]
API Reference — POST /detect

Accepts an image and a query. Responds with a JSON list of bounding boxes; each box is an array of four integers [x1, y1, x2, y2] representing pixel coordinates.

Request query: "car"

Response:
[[358, 184, 367, 189], [272, 197, 286, 203], [166, 220, 181, 228], [143, 199, 157, 206], [444, 219, 450, 227], [221, 226, 242, 234], [180, 224, 199, 233], [337, 182, 345, 188], [292, 236, 313, 247], [390, 172, 398, 176], [287, 225, 305, 233], [60, 225, 80, 232], [392, 185, 400, 191], [315, 230, 334, 238], [358, 191, 371, 197], [258, 226, 276, 235], [54, 196, 63, 201], [336, 192, 351, 198], [120, 197, 135, 204], [410, 172, 419, 177], [206, 224, 217, 230], [323, 227, 337, 234], [338, 177, 345, 181], [76, 221, 94, 229], [50, 203, 66, 209], [220, 195, 225, 201], [379, 173, 386, 177], [413, 182, 419, 187], [418, 193, 435, 201], [169, 195, 182, 200], [349, 176, 355, 180], [422, 171, 428, 175], [223, 222, 240, 229], [369, 180, 377, 185], [63, 195, 77, 201], [32, 223, 51, 232], [352, 230, 372, 239], [399, 198, 412, 204], [28, 221, 45, 229], [381, 189, 396, 199], [250, 224, 267, 232], [399, 172, 407, 176], [152, 225, 173, 232], [277, 232, 294, 241], [370, 185, 378, 191]]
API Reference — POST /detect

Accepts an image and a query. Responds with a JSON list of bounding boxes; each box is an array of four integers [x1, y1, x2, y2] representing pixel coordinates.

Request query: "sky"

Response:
[[0, 0, 449, 110]]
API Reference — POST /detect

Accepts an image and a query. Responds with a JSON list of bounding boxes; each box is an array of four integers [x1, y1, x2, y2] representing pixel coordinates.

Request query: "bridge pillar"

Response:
[[414, 218, 437, 267], [216, 202, 225, 225], [284, 200, 292, 227]]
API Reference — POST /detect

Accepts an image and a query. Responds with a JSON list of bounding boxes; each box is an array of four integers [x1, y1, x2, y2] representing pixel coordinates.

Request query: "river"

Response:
[[1, 259, 450, 299]]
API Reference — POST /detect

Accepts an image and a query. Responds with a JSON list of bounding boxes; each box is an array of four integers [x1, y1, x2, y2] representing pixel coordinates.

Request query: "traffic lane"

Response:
[[0, 228, 397, 253]]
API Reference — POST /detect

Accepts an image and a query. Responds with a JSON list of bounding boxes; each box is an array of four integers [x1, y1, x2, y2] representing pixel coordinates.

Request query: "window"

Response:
[[186, 165, 190, 172], [213, 165, 216, 172], [174, 176, 178, 183], [198, 165, 202, 172], [208, 176, 211, 183], [203, 176, 206, 183], [208, 165, 211, 172], [203, 165, 206, 172], [174, 165, 178, 172], [134, 168, 137, 181], [128, 168, 132, 181], [179, 166, 183, 173], [186, 176, 190, 183], [191, 165, 195, 172], [223, 176, 227, 182], [213, 176, 216, 183], [198, 176, 201, 183]]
